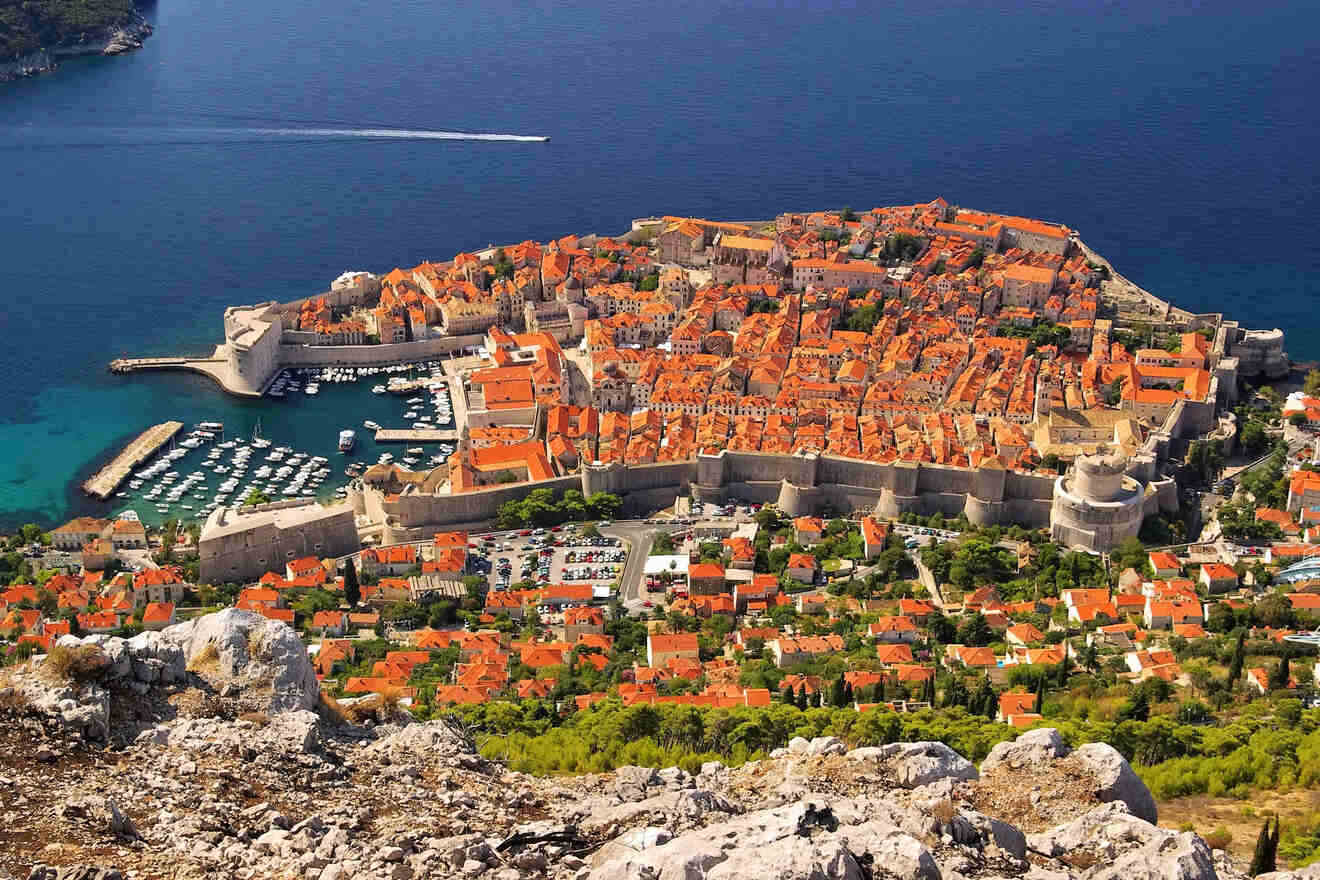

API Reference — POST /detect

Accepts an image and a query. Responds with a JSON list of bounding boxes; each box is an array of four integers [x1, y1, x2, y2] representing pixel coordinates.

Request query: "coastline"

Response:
[[0, 9, 153, 83]]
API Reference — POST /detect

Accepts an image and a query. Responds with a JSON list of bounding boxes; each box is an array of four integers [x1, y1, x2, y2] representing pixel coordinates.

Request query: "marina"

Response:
[[82, 421, 185, 500], [80, 358, 463, 527]]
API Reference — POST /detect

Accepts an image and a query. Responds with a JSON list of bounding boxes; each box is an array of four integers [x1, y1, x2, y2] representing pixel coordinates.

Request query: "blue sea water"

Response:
[[1, 0, 1318, 530]]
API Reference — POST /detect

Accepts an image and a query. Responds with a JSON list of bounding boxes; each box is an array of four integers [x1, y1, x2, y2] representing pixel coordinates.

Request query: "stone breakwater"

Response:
[[0, 11, 153, 82]]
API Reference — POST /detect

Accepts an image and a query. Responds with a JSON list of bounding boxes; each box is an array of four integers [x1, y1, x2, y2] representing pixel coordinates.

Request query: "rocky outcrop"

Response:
[[163, 608, 321, 713], [0, 10, 153, 83], [979, 727, 1158, 824], [6, 611, 319, 747], [0, 705, 1277, 880]]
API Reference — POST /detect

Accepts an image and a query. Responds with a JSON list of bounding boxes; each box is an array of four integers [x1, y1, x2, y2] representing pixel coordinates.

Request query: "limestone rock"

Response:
[[980, 728, 1069, 774], [876, 741, 979, 788], [163, 608, 320, 713], [1074, 742, 1158, 824]]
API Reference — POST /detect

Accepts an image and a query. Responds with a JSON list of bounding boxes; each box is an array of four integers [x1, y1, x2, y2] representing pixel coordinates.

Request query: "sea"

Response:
[[1, 0, 1318, 531]]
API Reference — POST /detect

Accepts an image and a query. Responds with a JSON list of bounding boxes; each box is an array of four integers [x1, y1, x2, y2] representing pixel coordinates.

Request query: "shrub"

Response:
[[42, 644, 109, 683], [1204, 826, 1233, 851], [187, 641, 220, 674]]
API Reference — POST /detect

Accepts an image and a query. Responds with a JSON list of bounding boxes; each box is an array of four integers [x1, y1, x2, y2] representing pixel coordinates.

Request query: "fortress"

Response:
[[337, 438, 1179, 555], [177, 206, 1292, 573]]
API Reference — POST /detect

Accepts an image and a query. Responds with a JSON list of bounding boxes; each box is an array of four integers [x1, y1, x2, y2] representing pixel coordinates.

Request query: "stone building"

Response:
[[199, 500, 359, 584], [1049, 450, 1146, 552]]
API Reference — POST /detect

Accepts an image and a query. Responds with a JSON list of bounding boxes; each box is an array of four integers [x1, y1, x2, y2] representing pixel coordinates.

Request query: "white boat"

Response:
[[364, 420, 381, 431], [199, 421, 224, 432], [371, 385, 386, 394], [406, 447, 424, 455], [338, 429, 356, 453]]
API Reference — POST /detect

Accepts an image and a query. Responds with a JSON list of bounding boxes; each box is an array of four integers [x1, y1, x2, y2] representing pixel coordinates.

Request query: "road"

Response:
[[601, 519, 689, 614]]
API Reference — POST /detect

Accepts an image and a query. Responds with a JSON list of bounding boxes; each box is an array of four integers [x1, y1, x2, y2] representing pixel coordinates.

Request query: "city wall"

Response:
[[199, 502, 359, 585], [276, 333, 487, 368]]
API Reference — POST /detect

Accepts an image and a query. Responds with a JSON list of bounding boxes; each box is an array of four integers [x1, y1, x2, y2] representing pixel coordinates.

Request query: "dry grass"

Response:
[[1160, 789, 1320, 866], [321, 686, 407, 726], [187, 641, 220, 674], [237, 711, 270, 727], [318, 691, 351, 726], [41, 644, 110, 684], [1062, 850, 1100, 871], [0, 671, 28, 712], [931, 799, 956, 825]]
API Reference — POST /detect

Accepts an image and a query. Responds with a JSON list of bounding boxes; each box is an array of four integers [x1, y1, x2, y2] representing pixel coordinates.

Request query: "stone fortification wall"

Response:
[[376, 476, 581, 531], [279, 334, 487, 367], [689, 449, 1055, 527], [199, 502, 358, 585], [583, 461, 697, 496], [1221, 323, 1289, 379]]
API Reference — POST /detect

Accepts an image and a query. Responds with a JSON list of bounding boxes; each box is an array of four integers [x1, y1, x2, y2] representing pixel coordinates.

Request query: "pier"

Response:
[[374, 428, 460, 443], [83, 421, 185, 500], [109, 355, 263, 398]]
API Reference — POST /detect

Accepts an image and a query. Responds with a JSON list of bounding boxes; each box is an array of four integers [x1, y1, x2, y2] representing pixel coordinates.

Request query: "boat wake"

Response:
[[3, 123, 551, 149], [237, 127, 550, 142]]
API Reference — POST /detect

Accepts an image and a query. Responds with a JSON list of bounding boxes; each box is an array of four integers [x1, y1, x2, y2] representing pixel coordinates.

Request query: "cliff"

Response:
[[0, 0, 152, 82], [0, 611, 1309, 880]]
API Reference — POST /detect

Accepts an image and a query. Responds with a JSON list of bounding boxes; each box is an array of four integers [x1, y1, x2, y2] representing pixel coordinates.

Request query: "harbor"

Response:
[[82, 421, 185, 500], [70, 359, 463, 528]]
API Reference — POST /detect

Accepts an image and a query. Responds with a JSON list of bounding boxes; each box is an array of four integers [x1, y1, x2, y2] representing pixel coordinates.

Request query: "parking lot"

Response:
[[470, 527, 626, 594]]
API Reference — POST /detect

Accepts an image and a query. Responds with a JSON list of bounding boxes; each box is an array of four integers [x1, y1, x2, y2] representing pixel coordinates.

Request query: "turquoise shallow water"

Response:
[[1, 0, 1318, 530]]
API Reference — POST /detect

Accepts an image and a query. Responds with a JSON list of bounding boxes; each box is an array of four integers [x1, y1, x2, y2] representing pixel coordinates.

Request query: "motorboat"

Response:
[[338, 429, 356, 453], [364, 420, 381, 431]]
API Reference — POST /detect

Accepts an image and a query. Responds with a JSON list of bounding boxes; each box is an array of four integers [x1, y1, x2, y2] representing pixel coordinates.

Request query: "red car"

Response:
[[642, 601, 654, 608], [518, 530, 532, 537]]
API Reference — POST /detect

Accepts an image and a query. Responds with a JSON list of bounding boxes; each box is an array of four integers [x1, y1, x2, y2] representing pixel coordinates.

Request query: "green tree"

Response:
[[1227, 630, 1246, 685], [846, 304, 880, 333], [1270, 653, 1292, 691], [1248, 818, 1277, 877], [244, 488, 271, 507], [1117, 689, 1150, 722], [829, 674, 847, 708], [343, 557, 361, 608]]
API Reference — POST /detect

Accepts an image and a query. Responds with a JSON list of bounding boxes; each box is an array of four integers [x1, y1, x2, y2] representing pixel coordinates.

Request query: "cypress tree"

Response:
[[812, 689, 823, 708], [842, 681, 854, 707], [1228, 630, 1246, 685], [829, 675, 847, 708], [781, 683, 795, 705], [922, 674, 935, 704], [1248, 818, 1276, 877], [1034, 670, 1047, 712], [796, 684, 808, 710], [1271, 653, 1291, 691], [343, 557, 361, 608]]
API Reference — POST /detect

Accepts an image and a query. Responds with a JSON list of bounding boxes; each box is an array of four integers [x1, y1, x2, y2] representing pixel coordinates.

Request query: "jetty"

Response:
[[374, 428, 459, 443], [82, 421, 184, 500]]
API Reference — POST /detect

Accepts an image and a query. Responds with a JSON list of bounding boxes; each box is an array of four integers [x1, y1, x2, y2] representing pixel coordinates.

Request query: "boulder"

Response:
[[365, 718, 474, 761], [807, 736, 847, 757], [980, 728, 1069, 774], [580, 788, 738, 837], [586, 799, 935, 880], [162, 608, 319, 713], [1074, 742, 1158, 824], [874, 741, 979, 788], [1027, 801, 1199, 877], [613, 765, 659, 802]]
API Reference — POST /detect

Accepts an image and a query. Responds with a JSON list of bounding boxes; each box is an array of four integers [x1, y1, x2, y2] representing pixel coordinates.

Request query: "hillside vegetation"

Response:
[[0, 0, 137, 60]]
